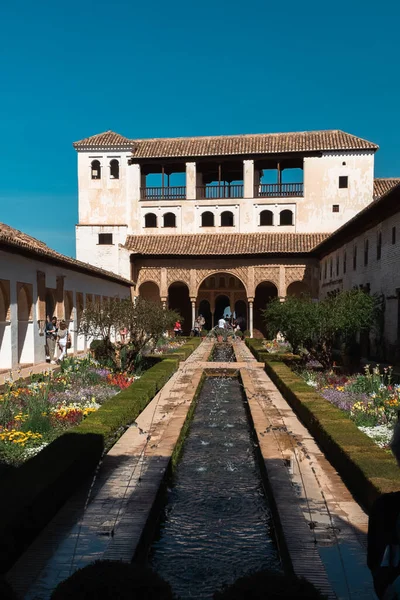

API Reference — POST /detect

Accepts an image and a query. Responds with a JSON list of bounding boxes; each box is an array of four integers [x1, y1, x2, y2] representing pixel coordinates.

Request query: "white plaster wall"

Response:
[[299, 151, 374, 233], [319, 210, 400, 353], [0, 249, 131, 369], [76, 225, 128, 273], [77, 150, 131, 225]]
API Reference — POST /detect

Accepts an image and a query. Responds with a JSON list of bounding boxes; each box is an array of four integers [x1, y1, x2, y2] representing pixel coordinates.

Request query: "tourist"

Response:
[[193, 317, 201, 337], [45, 315, 58, 364], [174, 320, 183, 336], [368, 420, 400, 598], [57, 320, 71, 362], [218, 317, 226, 329], [198, 314, 205, 330]]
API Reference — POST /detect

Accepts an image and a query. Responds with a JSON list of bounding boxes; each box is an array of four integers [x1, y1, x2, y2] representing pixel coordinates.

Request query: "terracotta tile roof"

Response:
[[373, 178, 400, 200], [73, 130, 134, 150], [73, 129, 378, 158], [125, 232, 329, 256], [0, 223, 132, 286]]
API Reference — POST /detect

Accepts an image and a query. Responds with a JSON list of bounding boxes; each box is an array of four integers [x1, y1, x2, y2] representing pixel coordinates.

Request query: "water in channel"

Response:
[[209, 342, 236, 362], [149, 374, 281, 599]]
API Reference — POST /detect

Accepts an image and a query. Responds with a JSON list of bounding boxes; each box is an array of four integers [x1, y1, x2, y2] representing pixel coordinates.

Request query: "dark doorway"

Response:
[[168, 282, 191, 334], [215, 295, 231, 323], [254, 282, 278, 337], [198, 299, 212, 331]]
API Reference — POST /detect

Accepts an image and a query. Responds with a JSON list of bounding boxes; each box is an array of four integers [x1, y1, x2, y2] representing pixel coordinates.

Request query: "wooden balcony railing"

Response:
[[255, 183, 303, 197], [196, 184, 244, 199], [140, 186, 186, 200]]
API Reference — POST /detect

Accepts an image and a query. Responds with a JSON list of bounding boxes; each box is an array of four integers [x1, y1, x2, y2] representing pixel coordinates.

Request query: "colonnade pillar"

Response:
[[191, 298, 196, 329], [248, 298, 254, 338]]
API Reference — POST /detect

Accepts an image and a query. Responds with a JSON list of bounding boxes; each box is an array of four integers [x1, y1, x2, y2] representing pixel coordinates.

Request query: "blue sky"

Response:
[[1, 0, 399, 258]]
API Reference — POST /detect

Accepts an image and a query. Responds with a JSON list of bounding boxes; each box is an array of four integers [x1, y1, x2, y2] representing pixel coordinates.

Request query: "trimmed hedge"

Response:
[[0, 339, 201, 573], [245, 338, 300, 363], [257, 356, 400, 512]]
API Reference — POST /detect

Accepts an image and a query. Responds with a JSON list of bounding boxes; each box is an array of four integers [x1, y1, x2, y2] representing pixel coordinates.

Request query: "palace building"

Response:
[[74, 128, 392, 338]]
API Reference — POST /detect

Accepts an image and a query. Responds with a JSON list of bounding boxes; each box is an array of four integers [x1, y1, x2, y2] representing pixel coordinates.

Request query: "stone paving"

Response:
[[6, 339, 377, 599], [235, 341, 375, 599]]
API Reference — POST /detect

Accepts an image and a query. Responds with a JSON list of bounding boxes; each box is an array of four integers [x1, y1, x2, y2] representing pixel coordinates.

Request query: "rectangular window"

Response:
[[339, 176, 348, 189], [332, 204, 340, 213], [377, 232, 382, 260], [324, 262, 327, 279], [392, 226, 396, 245], [98, 233, 113, 245], [330, 259, 333, 278], [343, 251, 347, 274], [336, 255, 339, 276], [353, 245, 357, 270], [364, 239, 369, 266]]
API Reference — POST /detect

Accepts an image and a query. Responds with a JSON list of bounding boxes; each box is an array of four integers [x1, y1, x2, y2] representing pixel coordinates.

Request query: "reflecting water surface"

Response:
[[210, 343, 236, 362], [149, 376, 281, 599]]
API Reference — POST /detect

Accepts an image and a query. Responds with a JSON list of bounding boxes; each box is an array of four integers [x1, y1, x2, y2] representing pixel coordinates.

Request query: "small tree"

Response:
[[78, 297, 179, 371], [263, 289, 376, 368], [263, 295, 318, 354]]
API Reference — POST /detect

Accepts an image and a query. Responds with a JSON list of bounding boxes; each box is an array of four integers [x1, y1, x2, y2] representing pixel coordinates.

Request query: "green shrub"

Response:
[[51, 561, 176, 600], [213, 570, 324, 599], [263, 359, 400, 510]]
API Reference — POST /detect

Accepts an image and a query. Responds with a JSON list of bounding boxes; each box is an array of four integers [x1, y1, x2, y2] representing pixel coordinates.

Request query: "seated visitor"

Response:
[[174, 320, 183, 336]]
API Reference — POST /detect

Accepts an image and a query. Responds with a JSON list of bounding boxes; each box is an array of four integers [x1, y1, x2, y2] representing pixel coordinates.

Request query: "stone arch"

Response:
[[220, 211, 234, 227], [91, 159, 101, 180], [163, 212, 176, 228], [45, 290, 56, 319], [279, 209, 293, 226], [64, 291, 74, 322], [168, 281, 191, 334], [0, 281, 10, 322], [144, 213, 157, 228], [110, 159, 119, 179], [198, 299, 212, 331], [201, 211, 214, 227], [287, 281, 310, 297], [197, 270, 248, 296], [260, 210, 273, 226], [139, 281, 161, 303], [0, 281, 11, 369], [254, 280, 278, 338], [17, 283, 33, 364], [18, 284, 32, 321]]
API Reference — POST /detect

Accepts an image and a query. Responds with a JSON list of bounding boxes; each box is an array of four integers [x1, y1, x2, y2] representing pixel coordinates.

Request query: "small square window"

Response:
[[98, 233, 113, 245], [332, 204, 339, 213], [339, 176, 348, 189], [392, 226, 396, 245]]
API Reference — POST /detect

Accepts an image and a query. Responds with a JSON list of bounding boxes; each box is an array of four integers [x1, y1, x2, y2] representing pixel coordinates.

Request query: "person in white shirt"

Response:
[[218, 317, 226, 329]]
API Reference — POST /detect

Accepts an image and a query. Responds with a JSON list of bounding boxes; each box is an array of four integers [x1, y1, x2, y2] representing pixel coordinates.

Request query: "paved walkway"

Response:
[[235, 341, 375, 599], [6, 340, 376, 599], [6, 342, 211, 599]]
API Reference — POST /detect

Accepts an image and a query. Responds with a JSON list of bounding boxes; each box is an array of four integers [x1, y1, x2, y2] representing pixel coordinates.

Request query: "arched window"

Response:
[[110, 159, 119, 179], [91, 160, 101, 180], [163, 212, 176, 228], [279, 209, 293, 226], [220, 211, 234, 227], [260, 210, 273, 226], [144, 213, 157, 228], [201, 211, 214, 227]]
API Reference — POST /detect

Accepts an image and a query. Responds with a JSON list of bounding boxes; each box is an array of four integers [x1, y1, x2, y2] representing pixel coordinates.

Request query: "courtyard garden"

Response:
[[0, 297, 184, 469], [261, 289, 399, 450]]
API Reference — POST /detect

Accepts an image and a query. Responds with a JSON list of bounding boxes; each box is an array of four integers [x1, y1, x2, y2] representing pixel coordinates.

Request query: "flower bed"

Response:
[[299, 365, 399, 449], [0, 358, 137, 468]]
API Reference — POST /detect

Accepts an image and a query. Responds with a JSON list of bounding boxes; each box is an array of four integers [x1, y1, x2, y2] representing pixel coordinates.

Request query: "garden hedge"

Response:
[[0, 338, 202, 573], [245, 338, 300, 363], [246, 340, 400, 512]]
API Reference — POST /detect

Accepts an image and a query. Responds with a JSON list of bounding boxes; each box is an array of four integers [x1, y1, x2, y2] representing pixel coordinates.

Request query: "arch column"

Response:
[[248, 297, 254, 338], [161, 297, 167, 310], [191, 298, 196, 330]]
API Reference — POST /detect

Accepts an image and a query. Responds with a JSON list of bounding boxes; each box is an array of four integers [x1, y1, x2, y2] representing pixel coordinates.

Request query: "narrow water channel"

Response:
[[209, 343, 236, 362], [149, 373, 281, 599]]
